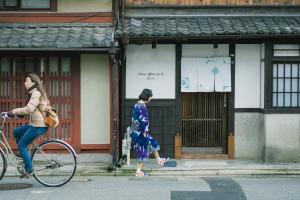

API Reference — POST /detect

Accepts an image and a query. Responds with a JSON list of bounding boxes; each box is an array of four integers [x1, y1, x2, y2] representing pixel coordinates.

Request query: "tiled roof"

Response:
[[0, 23, 113, 48], [122, 16, 300, 38]]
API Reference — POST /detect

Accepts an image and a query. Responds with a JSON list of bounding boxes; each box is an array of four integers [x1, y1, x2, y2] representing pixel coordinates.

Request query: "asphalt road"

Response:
[[1, 176, 300, 200]]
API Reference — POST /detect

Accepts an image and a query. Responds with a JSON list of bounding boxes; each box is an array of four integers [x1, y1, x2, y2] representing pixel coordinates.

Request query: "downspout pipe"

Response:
[[122, 0, 125, 34], [110, 0, 121, 169]]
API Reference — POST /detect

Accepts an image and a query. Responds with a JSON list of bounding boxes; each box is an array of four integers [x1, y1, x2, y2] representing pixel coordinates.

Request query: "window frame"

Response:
[[0, 0, 57, 11], [272, 62, 300, 108], [265, 41, 300, 113], [0, 53, 81, 151]]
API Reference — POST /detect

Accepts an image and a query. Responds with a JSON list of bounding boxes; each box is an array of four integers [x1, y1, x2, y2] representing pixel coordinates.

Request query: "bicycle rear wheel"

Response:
[[0, 148, 7, 180], [31, 139, 77, 187]]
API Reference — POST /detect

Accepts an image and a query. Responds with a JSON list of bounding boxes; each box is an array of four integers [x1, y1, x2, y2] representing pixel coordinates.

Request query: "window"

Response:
[[21, 0, 50, 8], [0, 55, 78, 147], [0, 0, 52, 10], [273, 44, 300, 57], [272, 63, 300, 107], [271, 44, 300, 109], [0, 0, 18, 8]]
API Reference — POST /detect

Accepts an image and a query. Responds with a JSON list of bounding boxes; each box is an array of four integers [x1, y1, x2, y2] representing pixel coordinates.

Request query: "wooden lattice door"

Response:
[[181, 92, 228, 153], [0, 55, 80, 151]]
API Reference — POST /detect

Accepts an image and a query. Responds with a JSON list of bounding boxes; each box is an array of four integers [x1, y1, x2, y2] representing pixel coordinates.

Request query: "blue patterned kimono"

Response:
[[130, 102, 160, 161]]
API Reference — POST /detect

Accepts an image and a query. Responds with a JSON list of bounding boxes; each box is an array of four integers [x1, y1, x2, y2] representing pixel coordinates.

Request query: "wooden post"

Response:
[[175, 134, 182, 159], [228, 132, 234, 159]]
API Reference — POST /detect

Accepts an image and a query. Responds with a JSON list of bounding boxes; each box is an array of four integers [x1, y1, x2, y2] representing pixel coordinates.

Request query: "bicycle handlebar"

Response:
[[0, 113, 22, 130], [1, 112, 10, 119], [0, 112, 9, 130]]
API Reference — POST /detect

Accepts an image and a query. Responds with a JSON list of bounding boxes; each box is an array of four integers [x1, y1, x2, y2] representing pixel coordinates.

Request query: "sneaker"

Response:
[[158, 157, 169, 167], [20, 170, 34, 179], [135, 171, 148, 177]]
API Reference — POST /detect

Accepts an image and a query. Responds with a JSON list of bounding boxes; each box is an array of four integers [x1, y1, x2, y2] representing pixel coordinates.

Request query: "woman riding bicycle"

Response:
[[3, 73, 48, 178]]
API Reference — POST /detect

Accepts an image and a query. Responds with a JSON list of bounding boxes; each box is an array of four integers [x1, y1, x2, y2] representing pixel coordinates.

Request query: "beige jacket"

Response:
[[12, 88, 48, 127]]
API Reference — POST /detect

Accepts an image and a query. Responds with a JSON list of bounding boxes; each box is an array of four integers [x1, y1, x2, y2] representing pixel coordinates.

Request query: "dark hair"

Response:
[[139, 88, 153, 101], [27, 73, 46, 100]]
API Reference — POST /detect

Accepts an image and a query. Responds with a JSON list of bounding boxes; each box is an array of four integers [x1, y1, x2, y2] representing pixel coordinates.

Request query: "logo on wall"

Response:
[[181, 77, 189, 88], [211, 66, 220, 76], [138, 72, 164, 80]]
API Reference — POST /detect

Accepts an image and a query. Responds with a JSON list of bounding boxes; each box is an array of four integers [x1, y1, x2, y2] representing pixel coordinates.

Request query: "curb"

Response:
[[5, 166, 300, 177], [115, 168, 300, 177]]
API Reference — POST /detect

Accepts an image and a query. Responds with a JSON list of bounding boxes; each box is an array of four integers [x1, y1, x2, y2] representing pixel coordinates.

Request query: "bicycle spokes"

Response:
[[31, 140, 77, 187]]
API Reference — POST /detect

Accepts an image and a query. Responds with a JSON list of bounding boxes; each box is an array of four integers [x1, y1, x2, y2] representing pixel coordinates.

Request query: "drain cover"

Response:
[[0, 183, 32, 190]]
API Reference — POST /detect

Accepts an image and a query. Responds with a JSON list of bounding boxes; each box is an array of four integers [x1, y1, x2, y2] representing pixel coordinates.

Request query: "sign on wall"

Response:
[[126, 45, 175, 99], [181, 57, 231, 92]]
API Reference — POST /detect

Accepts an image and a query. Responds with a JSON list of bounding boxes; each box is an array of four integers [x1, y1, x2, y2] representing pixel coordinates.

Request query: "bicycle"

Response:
[[0, 112, 77, 187]]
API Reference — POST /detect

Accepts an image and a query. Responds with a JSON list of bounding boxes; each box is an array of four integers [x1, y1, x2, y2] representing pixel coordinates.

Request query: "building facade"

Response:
[[2, 0, 300, 163], [118, 0, 300, 162], [0, 0, 119, 156]]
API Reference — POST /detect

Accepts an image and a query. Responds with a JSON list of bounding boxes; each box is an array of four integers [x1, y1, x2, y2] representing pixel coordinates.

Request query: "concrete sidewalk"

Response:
[[5, 153, 300, 177], [74, 154, 300, 176], [116, 159, 300, 176]]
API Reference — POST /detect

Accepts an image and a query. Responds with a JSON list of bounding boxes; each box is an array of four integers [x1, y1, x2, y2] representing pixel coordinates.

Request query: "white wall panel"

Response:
[[182, 44, 229, 57], [126, 45, 176, 99], [235, 44, 261, 108], [58, 0, 111, 12], [81, 54, 110, 144]]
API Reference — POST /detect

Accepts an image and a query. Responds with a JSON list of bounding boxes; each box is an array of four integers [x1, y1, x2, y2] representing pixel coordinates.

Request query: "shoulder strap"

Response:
[[37, 106, 46, 121], [37, 93, 49, 120], [43, 94, 49, 105]]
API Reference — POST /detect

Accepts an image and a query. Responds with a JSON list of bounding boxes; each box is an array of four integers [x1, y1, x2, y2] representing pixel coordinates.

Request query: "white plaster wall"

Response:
[[58, 0, 112, 12], [235, 44, 261, 108], [182, 44, 229, 57], [81, 54, 110, 144], [264, 114, 300, 162], [126, 44, 175, 99]]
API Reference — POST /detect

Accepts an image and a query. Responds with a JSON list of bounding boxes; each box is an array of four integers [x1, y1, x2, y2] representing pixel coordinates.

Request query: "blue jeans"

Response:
[[13, 125, 48, 172]]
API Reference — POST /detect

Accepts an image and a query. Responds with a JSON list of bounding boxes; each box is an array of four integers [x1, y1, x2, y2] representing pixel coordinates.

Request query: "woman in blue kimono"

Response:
[[131, 88, 169, 177]]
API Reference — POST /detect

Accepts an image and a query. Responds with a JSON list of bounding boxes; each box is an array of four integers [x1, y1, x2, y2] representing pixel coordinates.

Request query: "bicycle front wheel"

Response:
[[0, 148, 7, 180], [31, 139, 77, 187]]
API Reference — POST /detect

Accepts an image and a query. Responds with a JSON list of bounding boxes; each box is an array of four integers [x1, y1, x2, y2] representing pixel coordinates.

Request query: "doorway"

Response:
[[181, 92, 228, 154]]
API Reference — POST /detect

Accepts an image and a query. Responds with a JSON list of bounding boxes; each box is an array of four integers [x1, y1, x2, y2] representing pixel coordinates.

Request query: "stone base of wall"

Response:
[[235, 113, 300, 163]]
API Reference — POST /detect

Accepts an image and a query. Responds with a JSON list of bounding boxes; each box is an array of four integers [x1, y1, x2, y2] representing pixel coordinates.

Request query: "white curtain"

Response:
[[181, 58, 198, 92], [211, 57, 231, 92], [181, 57, 231, 92], [198, 58, 216, 92]]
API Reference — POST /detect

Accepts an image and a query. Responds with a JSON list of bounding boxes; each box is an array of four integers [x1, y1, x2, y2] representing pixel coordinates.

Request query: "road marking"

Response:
[[31, 190, 50, 194], [171, 177, 247, 200], [129, 177, 179, 181]]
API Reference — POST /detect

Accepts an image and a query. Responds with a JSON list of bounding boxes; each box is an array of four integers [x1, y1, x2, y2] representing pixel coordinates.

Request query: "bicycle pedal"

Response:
[[20, 171, 34, 179]]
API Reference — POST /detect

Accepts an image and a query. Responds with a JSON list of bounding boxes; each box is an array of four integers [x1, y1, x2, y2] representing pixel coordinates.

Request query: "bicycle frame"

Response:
[[0, 117, 50, 169], [0, 113, 77, 187], [0, 117, 23, 168], [0, 116, 75, 168]]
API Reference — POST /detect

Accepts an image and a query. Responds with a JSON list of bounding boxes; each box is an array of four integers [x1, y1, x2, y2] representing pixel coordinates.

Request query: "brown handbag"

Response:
[[38, 96, 59, 128]]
